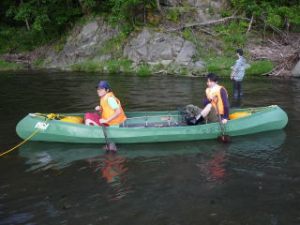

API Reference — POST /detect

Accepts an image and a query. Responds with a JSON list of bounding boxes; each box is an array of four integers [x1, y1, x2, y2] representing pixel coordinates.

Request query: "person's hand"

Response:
[[222, 118, 228, 124], [99, 118, 108, 124], [95, 106, 101, 111]]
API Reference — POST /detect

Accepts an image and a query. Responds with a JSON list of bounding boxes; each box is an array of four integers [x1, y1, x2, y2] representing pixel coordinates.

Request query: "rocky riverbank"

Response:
[[1, 0, 299, 77]]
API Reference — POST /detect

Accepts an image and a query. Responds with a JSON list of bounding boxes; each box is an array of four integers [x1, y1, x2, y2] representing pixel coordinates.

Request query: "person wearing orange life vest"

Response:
[[196, 73, 230, 124], [95, 81, 127, 126]]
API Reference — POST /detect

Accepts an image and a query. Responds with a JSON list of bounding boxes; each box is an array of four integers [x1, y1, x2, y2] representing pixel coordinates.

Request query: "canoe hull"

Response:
[[16, 105, 288, 144]]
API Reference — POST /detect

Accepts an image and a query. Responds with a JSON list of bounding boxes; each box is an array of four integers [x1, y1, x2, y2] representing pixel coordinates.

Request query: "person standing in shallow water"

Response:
[[231, 49, 247, 98]]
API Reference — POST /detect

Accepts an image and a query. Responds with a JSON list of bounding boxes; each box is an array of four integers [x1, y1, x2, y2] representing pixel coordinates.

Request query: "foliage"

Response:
[[246, 60, 274, 76], [107, 0, 157, 33], [32, 58, 45, 68], [206, 56, 236, 77], [0, 0, 82, 53], [230, 0, 300, 30], [71, 60, 102, 72], [0, 0, 162, 53], [136, 64, 151, 76], [71, 59, 133, 73], [214, 21, 248, 51], [0, 27, 48, 53], [98, 33, 128, 58], [204, 56, 274, 77], [0, 60, 24, 71], [166, 7, 181, 22], [5, 0, 82, 33]]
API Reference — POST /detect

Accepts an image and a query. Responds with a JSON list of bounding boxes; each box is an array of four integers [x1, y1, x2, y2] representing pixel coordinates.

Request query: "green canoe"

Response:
[[16, 105, 288, 144]]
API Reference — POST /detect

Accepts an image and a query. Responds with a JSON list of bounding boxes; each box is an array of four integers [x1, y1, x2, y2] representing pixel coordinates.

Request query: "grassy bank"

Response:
[[69, 57, 274, 77], [206, 57, 274, 77], [0, 60, 24, 71]]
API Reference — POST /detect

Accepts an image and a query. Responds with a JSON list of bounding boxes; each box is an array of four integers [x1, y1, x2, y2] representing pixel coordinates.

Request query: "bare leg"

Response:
[[200, 103, 212, 118]]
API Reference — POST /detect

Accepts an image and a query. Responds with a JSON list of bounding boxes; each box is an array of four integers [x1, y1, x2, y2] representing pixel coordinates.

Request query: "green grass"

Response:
[[205, 56, 235, 77], [204, 56, 274, 77], [0, 60, 24, 71], [214, 21, 248, 52], [97, 33, 128, 58], [136, 64, 152, 76], [32, 58, 45, 68], [246, 60, 274, 76], [166, 8, 181, 22], [71, 60, 102, 72], [70, 59, 133, 73]]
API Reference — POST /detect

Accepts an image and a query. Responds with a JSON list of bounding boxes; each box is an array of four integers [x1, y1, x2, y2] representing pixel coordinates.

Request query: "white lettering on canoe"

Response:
[[35, 122, 49, 131]]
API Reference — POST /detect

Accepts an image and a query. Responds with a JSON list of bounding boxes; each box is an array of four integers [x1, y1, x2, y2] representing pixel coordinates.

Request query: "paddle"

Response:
[[215, 104, 230, 143], [100, 123, 117, 152]]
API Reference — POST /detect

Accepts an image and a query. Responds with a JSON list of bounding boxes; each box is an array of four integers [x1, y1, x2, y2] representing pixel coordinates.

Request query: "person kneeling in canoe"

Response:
[[196, 73, 230, 124], [85, 81, 127, 126]]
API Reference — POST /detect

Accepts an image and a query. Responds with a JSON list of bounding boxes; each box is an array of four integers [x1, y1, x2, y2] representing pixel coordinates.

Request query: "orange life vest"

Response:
[[100, 92, 127, 125], [205, 84, 228, 115]]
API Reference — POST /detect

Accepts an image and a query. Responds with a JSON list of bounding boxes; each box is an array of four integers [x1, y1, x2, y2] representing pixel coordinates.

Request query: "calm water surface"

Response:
[[0, 71, 300, 225]]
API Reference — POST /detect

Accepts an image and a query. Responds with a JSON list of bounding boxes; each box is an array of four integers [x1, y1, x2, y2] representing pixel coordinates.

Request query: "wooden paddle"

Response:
[[100, 123, 117, 152], [214, 104, 230, 143]]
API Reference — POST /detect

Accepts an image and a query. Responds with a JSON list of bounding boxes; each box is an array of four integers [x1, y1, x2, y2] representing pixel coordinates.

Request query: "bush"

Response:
[[166, 7, 181, 22], [0, 60, 23, 71], [136, 64, 151, 76], [70, 59, 133, 74], [206, 56, 235, 77], [214, 22, 248, 51], [71, 60, 103, 72]]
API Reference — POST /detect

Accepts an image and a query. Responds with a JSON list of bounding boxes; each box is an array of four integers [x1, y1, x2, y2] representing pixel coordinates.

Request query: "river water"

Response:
[[0, 71, 299, 225]]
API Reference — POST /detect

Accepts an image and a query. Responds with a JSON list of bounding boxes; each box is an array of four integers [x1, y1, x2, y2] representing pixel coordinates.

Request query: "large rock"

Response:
[[45, 18, 119, 69], [292, 60, 300, 77], [175, 41, 196, 65], [124, 28, 196, 66]]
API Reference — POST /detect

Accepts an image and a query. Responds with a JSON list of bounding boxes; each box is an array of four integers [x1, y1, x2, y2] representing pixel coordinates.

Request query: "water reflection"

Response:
[[197, 150, 227, 182], [19, 130, 286, 171], [87, 153, 130, 201]]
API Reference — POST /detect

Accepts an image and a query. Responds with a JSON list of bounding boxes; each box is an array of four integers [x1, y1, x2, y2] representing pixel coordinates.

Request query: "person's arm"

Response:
[[203, 97, 210, 106], [220, 88, 229, 121], [95, 105, 102, 112]]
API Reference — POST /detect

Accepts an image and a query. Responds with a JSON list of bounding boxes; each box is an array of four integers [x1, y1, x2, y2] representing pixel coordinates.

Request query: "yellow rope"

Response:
[[0, 129, 40, 157], [0, 117, 50, 158]]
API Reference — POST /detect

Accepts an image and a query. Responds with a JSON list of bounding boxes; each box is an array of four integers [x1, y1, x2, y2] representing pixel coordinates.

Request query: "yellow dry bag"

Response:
[[229, 111, 251, 120], [60, 116, 84, 124]]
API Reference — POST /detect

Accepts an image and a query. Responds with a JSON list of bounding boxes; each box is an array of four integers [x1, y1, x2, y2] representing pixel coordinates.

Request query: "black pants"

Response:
[[233, 80, 242, 98]]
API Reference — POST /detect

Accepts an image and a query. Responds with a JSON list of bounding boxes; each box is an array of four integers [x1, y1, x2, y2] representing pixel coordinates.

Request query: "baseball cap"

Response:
[[97, 80, 110, 90]]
